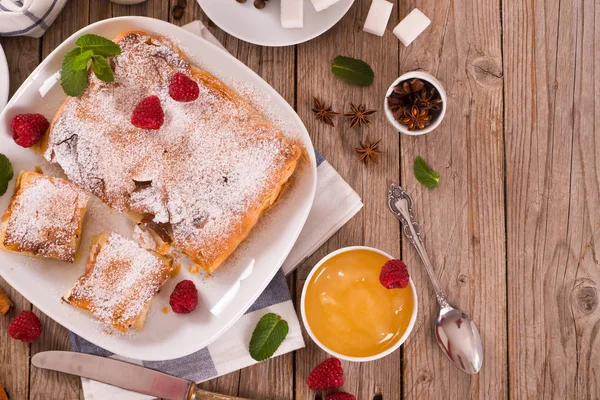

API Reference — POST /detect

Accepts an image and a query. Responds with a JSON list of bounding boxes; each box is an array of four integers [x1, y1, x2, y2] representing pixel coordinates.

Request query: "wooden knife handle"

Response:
[[192, 387, 249, 400]]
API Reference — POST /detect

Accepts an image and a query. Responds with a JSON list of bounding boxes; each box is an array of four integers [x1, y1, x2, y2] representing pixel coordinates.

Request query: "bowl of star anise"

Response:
[[384, 71, 446, 136]]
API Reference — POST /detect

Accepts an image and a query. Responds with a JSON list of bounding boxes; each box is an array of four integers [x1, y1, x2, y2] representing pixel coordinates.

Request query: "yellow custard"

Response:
[[304, 249, 415, 358]]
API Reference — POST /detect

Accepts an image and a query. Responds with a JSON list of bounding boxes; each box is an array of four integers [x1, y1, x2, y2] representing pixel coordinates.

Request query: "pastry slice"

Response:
[[0, 171, 89, 262], [63, 232, 172, 332], [43, 30, 302, 274]]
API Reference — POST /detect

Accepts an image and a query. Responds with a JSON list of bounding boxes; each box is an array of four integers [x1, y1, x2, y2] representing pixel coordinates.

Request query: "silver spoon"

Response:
[[388, 184, 483, 374]]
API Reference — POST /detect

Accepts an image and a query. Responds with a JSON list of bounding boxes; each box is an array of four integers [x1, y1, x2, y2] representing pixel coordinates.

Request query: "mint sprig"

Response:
[[60, 34, 121, 97], [249, 313, 289, 361], [414, 156, 440, 189], [0, 154, 14, 196], [331, 56, 374, 86]]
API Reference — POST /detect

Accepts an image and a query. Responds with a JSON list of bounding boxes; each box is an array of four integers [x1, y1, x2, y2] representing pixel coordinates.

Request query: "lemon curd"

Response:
[[304, 249, 415, 358]]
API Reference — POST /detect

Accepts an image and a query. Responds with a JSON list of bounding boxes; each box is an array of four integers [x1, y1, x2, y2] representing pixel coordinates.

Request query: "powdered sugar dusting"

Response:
[[67, 232, 171, 331], [3, 173, 89, 262], [45, 32, 299, 269]]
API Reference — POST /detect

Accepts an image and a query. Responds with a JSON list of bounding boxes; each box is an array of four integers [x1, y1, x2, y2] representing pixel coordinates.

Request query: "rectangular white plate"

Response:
[[0, 17, 316, 361]]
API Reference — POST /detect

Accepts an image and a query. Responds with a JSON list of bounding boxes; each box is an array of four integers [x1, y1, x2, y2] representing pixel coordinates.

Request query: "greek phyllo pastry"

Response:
[[43, 30, 301, 273], [0, 171, 89, 262], [63, 232, 172, 332]]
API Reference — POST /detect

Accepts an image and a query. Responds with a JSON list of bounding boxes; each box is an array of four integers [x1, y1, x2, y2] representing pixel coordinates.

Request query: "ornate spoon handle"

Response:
[[388, 184, 448, 308]]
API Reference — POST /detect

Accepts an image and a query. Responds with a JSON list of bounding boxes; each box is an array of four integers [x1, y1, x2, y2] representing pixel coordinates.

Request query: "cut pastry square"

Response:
[[43, 31, 301, 274], [0, 171, 90, 263], [63, 232, 172, 332]]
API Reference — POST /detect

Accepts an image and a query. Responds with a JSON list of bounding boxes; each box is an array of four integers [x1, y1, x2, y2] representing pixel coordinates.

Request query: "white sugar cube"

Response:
[[311, 0, 343, 12], [393, 8, 431, 46], [363, 0, 393, 36], [281, 0, 303, 28]]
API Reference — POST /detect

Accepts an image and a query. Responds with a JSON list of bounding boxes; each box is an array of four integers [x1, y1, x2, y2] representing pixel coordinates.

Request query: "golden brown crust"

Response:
[[0, 286, 12, 316], [63, 232, 172, 332], [0, 171, 89, 263], [44, 30, 301, 274]]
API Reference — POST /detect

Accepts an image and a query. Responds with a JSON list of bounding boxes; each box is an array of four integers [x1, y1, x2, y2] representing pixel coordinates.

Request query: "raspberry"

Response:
[[169, 280, 198, 314], [131, 95, 164, 129], [326, 392, 356, 400], [10, 113, 49, 148], [379, 259, 410, 289], [306, 357, 344, 390], [8, 310, 42, 343], [169, 73, 199, 102]]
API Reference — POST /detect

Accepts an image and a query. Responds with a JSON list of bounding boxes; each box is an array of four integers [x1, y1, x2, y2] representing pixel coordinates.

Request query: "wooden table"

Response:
[[1, 0, 599, 399]]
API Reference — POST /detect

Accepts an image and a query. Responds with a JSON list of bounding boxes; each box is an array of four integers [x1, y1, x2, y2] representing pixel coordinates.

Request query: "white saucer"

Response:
[[0, 43, 9, 111], [198, 0, 355, 47]]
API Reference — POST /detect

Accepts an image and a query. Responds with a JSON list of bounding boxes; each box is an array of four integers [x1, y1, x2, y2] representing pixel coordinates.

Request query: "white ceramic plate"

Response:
[[199, 0, 354, 47], [0, 43, 8, 111], [0, 17, 316, 361]]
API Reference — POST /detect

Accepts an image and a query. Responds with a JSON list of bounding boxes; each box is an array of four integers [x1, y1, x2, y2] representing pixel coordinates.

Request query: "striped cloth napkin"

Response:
[[69, 20, 363, 400], [0, 0, 68, 38]]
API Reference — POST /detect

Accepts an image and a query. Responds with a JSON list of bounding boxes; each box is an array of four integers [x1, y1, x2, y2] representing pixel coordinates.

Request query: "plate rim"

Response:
[[0, 43, 8, 111], [198, 0, 355, 47], [0, 16, 317, 360]]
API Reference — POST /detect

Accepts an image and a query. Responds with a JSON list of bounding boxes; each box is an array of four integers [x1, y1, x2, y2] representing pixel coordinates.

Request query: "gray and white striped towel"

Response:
[[70, 20, 363, 400], [0, 0, 68, 38]]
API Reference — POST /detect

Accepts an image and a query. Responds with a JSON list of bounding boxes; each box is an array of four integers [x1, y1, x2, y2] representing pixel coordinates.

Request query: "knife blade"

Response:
[[32, 351, 247, 400]]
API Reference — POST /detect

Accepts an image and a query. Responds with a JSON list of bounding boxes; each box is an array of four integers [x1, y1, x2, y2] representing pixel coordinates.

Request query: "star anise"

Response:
[[354, 137, 382, 166], [387, 96, 406, 120], [312, 97, 339, 127], [399, 106, 432, 131], [393, 78, 425, 97], [344, 103, 377, 128], [415, 88, 443, 111]]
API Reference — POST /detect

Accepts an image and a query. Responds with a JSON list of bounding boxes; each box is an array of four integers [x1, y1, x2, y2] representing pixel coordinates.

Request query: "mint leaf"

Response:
[[76, 34, 122, 57], [61, 47, 89, 97], [71, 50, 94, 71], [0, 154, 14, 196], [414, 156, 440, 189], [249, 313, 289, 361], [331, 56, 374, 86], [91, 56, 114, 82]]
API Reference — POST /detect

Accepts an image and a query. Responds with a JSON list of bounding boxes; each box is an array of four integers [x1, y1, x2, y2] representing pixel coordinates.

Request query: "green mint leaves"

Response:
[[249, 313, 289, 361], [0, 154, 14, 196], [61, 34, 122, 97], [331, 56, 374, 86], [91, 56, 114, 82], [414, 156, 440, 189], [75, 34, 122, 57]]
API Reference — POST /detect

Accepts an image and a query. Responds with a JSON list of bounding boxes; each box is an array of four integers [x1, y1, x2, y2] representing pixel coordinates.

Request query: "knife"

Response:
[[32, 351, 248, 400]]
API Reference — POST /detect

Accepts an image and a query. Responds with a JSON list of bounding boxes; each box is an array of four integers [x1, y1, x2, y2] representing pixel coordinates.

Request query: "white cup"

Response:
[[300, 246, 418, 362], [384, 71, 447, 136]]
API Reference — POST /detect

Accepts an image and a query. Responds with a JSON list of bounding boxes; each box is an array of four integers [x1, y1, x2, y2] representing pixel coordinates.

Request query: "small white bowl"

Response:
[[300, 246, 418, 362], [384, 71, 447, 136]]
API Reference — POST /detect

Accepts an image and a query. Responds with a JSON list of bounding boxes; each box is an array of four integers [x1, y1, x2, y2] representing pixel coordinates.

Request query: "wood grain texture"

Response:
[[399, 0, 506, 398], [28, 2, 90, 399], [294, 1, 401, 399], [0, 34, 39, 400], [2, 0, 599, 398], [504, 0, 600, 398]]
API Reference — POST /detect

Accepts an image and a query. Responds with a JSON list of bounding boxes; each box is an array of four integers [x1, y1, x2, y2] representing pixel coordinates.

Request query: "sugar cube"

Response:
[[281, 0, 303, 28], [311, 0, 343, 12], [393, 8, 431, 46], [363, 0, 394, 36]]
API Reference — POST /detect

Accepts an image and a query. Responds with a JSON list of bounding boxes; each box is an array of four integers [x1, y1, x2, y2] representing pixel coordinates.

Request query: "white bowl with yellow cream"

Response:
[[301, 246, 418, 362]]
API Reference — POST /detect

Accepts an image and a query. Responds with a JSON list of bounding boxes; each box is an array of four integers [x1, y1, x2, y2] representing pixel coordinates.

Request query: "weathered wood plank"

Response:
[[399, 0, 506, 398], [295, 1, 401, 399], [0, 34, 40, 400], [504, 0, 600, 397], [174, 5, 298, 397], [0, 277, 31, 400], [28, 2, 90, 399]]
